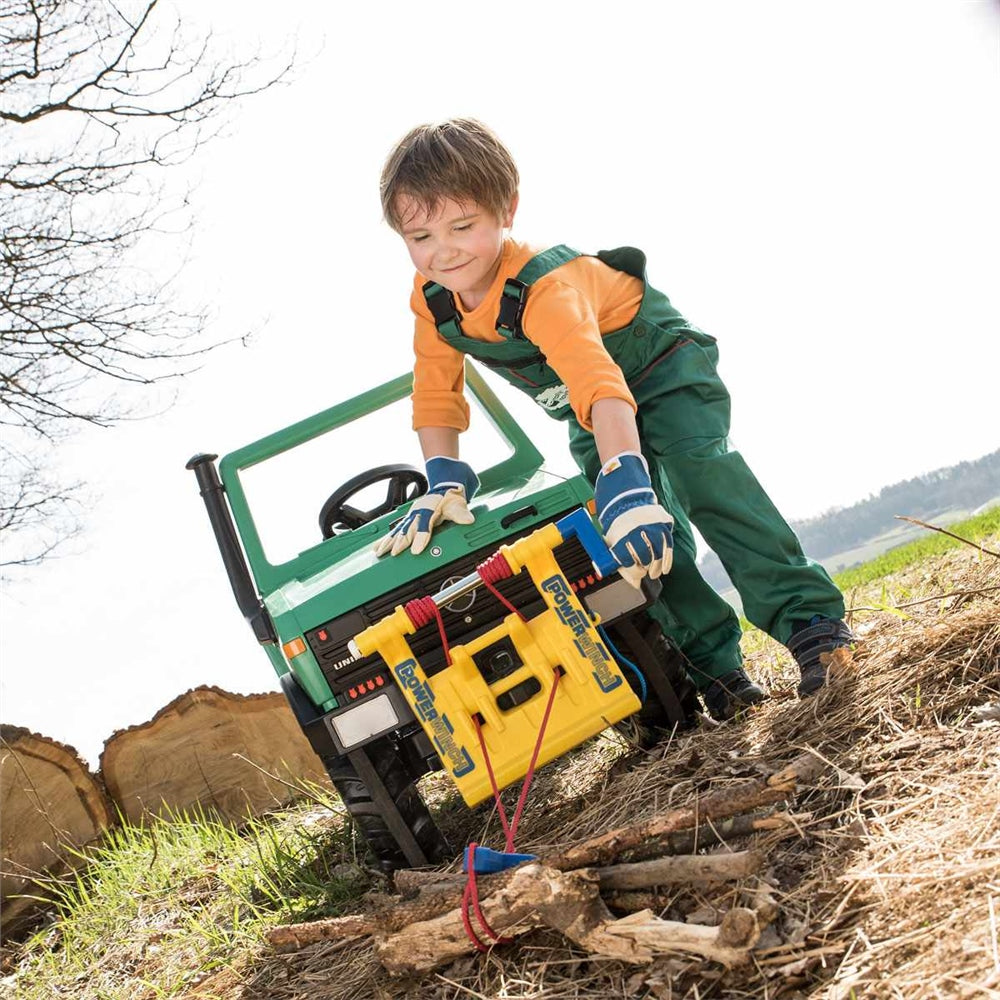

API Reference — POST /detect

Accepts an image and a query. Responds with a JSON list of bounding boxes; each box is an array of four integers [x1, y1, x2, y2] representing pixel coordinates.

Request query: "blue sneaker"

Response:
[[702, 668, 766, 721], [788, 617, 855, 696]]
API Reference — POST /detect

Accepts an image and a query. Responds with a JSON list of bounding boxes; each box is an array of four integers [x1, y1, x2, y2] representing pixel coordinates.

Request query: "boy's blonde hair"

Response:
[[380, 118, 519, 232]]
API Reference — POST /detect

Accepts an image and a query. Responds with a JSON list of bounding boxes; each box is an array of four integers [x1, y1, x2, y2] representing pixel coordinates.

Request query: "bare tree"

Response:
[[0, 0, 289, 568]]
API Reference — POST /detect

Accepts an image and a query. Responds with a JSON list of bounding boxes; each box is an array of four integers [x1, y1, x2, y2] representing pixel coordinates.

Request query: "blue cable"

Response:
[[597, 624, 647, 704]]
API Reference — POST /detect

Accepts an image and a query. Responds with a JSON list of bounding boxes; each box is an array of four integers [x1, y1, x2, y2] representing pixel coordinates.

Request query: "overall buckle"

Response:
[[495, 279, 528, 339]]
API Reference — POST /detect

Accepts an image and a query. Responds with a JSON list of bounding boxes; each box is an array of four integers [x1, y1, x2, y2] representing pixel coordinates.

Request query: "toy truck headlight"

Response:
[[329, 694, 400, 749]]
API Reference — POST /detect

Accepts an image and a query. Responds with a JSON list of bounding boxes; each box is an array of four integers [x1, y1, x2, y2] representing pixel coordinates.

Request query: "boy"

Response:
[[374, 118, 852, 721]]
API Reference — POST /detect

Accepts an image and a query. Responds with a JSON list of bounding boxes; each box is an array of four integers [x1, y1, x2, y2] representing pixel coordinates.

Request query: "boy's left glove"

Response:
[[373, 456, 479, 557], [594, 452, 674, 588]]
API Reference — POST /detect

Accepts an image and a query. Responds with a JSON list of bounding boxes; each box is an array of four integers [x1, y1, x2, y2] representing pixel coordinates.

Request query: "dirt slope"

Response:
[[218, 542, 999, 1000], [3, 539, 996, 1000]]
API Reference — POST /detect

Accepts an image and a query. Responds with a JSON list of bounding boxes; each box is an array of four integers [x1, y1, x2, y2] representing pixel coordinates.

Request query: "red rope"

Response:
[[472, 715, 512, 846], [404, 551, 560, 951], [404, 596, 451, 665], [507, 667, 561, 849], [477, 552, 526, 622], [461, 667, 562, 949], [460, 883, 489, 951], [461, 844, 511, 949]]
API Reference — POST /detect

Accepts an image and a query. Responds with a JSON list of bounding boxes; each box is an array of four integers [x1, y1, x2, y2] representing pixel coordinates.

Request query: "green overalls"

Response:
[[422, 246, 845, 684]]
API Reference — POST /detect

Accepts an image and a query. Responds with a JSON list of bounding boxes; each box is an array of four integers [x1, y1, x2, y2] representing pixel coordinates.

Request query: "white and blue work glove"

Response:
[[594, 451, 674, 588], [374, 456, 479, 557]]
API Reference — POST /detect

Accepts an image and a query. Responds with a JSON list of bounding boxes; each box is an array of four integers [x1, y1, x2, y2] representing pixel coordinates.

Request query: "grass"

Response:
[[831, 505, 999, 590], [2, 794, 374, 1000], [737, 506, 999, 639]]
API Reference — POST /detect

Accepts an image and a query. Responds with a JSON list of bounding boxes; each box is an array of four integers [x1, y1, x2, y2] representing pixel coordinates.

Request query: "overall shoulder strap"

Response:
[[495, 245, 582, 340], [422, 280, 463, 341]]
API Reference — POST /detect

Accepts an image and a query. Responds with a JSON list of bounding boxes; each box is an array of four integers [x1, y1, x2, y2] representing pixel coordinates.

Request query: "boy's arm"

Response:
[[417, 426, 460, 460], [589, 390, 675, 590], [590, 398, 641, 463], [521, 285, 674, 586], [374, 287, 474, 558]]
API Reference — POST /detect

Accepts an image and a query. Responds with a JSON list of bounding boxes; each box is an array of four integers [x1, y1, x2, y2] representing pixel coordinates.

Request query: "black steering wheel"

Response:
[[319, 464, 428, 538]]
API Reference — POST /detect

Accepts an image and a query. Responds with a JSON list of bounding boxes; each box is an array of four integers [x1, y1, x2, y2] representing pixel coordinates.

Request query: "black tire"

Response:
[[606, 615, 702, 729], [322, 739, 452, 871]]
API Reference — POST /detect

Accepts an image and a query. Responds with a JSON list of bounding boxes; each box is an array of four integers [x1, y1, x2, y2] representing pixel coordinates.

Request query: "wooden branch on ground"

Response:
[[391, 768, 820, 917], [605, 890, 671, 913], [266, 749, 826, 965], [374, 863, 762, 975], [894, 515, 1000, 558], [595, 849, 763, 889], [847, 584, 1000, 613], [625, 808, 803, 861], [267, 912, 374, 952], [392, 809, 798, 896], [547, 749, 824, 871], [394, 845, 767, 899], [267, 850, 764, 952]]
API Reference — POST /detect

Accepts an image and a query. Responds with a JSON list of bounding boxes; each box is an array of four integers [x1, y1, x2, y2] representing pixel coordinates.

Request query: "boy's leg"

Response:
[[567, 424, 745, 689], [634, 341, 847, 649]]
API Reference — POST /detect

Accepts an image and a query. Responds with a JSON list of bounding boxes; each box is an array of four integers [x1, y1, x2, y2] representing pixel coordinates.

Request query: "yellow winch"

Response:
[[351, 510, 640, 806]]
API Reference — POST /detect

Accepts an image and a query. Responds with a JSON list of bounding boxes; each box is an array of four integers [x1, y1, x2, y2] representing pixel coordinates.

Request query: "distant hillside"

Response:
[[697, 448, 1000, 591]]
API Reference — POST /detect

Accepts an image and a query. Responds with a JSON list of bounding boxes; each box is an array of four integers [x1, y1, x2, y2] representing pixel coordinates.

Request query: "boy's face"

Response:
[[397, 194, 517, 311]]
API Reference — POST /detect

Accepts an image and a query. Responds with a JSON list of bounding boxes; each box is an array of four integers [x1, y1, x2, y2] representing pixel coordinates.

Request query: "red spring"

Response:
[[404, 596, 437, 628], [404, 596, 451, 665], [477, 551, 514, 584], [477, 552, 525, 622]]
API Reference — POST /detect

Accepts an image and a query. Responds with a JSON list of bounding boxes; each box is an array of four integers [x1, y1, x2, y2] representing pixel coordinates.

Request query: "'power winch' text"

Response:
[[393, 659, 475, 777], [541, 574, 622, 693]]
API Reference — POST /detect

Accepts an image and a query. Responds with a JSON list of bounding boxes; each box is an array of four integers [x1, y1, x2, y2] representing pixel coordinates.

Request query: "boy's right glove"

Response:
[[374, 456, 479, 557], [594, 451, 674, 588]]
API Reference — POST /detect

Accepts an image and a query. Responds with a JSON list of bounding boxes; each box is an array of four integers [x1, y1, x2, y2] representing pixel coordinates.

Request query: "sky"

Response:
[[2, 1, 999, 767]]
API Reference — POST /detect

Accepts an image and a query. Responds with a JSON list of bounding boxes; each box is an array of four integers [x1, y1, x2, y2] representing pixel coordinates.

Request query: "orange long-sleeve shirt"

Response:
[[410, 239, 644, 432]]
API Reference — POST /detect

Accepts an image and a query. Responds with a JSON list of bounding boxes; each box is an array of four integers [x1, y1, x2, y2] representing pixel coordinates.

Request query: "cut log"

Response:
[[1, 726, 114, 940], [100, 686, 331, 823]]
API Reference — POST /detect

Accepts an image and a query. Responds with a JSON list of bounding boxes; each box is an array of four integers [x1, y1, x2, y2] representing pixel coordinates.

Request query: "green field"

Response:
[[832, 505, 999, 590], [719, 506, 999, 615]]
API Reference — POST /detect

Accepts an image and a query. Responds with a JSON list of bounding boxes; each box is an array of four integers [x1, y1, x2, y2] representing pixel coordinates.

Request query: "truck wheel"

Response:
[[322, 739, 451, 871], [607, 616, 702, 730]]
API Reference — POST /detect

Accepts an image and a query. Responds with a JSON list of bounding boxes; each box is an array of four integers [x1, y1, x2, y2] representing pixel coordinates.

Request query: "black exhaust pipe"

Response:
[[186, 453, 277, 645]]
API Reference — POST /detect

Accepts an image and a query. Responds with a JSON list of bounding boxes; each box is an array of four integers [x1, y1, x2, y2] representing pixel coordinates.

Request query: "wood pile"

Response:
[[100, 686, 329, 823], [0, 727, 114, 938], [266, 750, 828, 974], [2, 686, 331, 939]]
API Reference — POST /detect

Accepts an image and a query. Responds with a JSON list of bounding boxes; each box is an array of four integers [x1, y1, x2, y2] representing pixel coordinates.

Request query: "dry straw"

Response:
[[220, 538, 999, 1000]]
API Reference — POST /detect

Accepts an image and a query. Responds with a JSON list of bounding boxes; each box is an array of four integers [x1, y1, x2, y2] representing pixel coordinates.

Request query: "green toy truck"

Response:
[[188, 363, 694, 870]]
